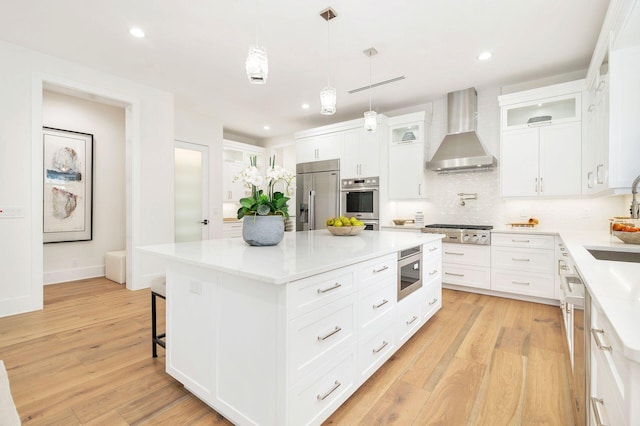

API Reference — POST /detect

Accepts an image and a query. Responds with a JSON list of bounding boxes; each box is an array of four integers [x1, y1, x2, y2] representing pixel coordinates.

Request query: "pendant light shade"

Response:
[[363, 47, 378, 132], [246, 45, 268, 84], [364, 110, 377, 132], [319, 8, 338, 115], [320, 86, 337, 115]]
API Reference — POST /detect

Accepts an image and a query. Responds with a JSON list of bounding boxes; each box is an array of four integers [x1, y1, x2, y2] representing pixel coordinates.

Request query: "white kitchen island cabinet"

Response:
[[139, 230, 443, 426]]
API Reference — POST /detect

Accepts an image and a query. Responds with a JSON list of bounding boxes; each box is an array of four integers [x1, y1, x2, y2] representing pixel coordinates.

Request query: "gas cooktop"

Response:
[[422, 224, 493, 244]]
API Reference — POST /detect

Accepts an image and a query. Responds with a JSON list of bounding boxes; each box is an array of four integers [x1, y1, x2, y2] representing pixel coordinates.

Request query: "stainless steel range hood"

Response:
[[425, 88, 497, 172]]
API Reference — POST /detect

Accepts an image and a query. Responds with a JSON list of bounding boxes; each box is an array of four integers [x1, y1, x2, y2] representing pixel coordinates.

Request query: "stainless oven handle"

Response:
[[340, 187, 379, 192]]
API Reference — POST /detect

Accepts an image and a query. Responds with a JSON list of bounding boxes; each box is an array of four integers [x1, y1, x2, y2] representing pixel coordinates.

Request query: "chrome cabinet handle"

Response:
[[540, 177, 543, 193], [317, 326, 342, 341], [512, 258, 531, 262], [372, 341, 388, 354], [429, 298, 438, 305], [591, 397, 605, 426], [587, 171, 594, 189], [317, 380, 341, 401], [596, 163, 604, 184], [428, 246, 438, 252], [445, 272, 464, 277], [372, 299, 389, 309], [317, 283, 342, 294], [406, 315, 418, 325], [535, 177, 539, 193], [373, 265, 389, 274], [512, 281, 530, 286], [428, 269, 438, 276], [445, 251, 464, 256], [591, 328, 612, 352], [512, 239, 530, 243]]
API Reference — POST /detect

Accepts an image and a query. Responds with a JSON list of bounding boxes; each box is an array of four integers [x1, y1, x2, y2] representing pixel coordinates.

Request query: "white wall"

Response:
[[0, 40, 175, 318], [42, 90, 126, 284]]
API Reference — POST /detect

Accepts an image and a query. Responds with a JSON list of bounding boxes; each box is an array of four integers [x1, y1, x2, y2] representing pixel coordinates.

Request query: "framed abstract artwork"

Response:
[[43, 127, 93, 243]]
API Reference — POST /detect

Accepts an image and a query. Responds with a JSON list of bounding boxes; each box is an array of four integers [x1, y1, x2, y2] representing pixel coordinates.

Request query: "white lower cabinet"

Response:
[[490, 233, 556, 299], [358, 317, 395, 379], [396, 292, 423, 345], [442, 243, 491, 290], [222, 221, 243, 238]]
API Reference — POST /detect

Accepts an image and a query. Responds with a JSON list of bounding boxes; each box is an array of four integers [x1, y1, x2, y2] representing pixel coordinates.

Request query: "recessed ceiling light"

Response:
[[129, 27, 146, 38], [302, 103, 310, 110], [478, 51, 492, 61], [263, 125, 271, 130]]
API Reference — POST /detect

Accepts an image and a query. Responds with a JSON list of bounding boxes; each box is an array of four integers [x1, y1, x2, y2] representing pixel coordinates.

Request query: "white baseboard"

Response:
[[44, 265, 105, 285]]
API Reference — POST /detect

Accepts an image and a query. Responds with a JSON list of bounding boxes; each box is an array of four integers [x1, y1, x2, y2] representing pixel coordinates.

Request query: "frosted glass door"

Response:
[[175, 141, 209, 242]]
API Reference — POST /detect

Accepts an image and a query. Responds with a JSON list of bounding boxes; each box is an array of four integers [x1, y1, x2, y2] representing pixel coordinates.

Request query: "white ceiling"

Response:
[[0, 0, 609, 140]]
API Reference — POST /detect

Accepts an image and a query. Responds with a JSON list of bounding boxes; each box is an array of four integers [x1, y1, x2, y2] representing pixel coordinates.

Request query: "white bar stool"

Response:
[[151, 276, 166, 357]]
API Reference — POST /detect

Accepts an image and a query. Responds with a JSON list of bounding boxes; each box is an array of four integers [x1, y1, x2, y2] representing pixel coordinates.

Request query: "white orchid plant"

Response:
[[234, 155, 296, 219]]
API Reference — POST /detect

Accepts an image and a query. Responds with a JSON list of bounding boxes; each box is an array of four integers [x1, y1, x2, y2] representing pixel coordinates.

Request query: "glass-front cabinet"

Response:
[[501, 93, 581, 131]]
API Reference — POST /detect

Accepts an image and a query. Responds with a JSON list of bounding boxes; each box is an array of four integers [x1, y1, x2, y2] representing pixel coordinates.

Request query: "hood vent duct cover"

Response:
[[425, 88, 497, 172]]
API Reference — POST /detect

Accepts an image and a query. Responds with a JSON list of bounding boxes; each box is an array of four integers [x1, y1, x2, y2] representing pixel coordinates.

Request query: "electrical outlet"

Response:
[[582, 208, 592, 218], [519, 209, 527, 218]]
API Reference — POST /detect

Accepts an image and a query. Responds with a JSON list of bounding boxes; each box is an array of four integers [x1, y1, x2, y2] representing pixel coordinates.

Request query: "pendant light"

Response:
[[319, 7, 337, 115], [363, 47, 378, 132], [246, 2, 268, 84]]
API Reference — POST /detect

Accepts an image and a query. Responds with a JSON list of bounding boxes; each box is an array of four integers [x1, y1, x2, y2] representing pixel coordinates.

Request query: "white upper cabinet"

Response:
[[499, 81, 583, 198], [296, 132, 344, 164], [388, 112, 430, 200], [342, 128, 380, 178], [222, 140, 265, 203]]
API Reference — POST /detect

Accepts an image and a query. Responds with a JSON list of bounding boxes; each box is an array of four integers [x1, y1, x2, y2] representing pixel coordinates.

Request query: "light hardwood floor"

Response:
[[0, 278, 574, 425]]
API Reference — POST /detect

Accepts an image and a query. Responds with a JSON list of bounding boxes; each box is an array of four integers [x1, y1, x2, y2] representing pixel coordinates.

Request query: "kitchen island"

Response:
[[139, 230, 444, 426]]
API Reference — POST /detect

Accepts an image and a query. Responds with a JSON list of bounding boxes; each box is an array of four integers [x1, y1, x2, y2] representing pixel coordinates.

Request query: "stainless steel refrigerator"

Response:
[[296, 159, 340, 231]]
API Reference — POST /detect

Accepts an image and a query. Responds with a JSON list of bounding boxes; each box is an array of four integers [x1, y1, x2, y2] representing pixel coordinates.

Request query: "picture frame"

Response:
[[43, 127, 94, 243]]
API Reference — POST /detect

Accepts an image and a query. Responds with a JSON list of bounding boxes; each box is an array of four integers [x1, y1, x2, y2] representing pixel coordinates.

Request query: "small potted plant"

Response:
[[234, 155, 295, 245]]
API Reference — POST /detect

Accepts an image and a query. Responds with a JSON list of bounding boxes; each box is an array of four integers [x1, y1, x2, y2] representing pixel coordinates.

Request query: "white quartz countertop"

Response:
[[496, 227, 640, 363], [139, 230, 444, 285]]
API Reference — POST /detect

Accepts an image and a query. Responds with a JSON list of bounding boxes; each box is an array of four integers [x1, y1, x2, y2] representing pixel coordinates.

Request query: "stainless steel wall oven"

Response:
[[341, 177, 379, 230]]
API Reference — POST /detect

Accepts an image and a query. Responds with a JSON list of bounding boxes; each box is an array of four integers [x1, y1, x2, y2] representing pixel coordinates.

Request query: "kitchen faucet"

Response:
[[631, 174, 640, 219]]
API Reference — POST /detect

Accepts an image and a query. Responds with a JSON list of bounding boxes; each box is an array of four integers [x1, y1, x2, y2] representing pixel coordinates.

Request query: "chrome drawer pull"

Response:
[[512, 239, 530, 243], [428, 246, 438, 252], [406, 315, 418, 325], [373, 299, 389, 309], [317, 283, 342, 294], [512, 281, 530, 286], [428, 269, 438, 276], [445, 251, 464, 256], [445, 272, 464, 277], [591, 328, 612, 352], [372, 341, 388, 354], [373, 265, 389, 274], [429, 298, 438, 305], [512, 258, 530, 262], [591, 397, 605, 426], [317, 380, 341, 401], [318, 326, 342, 341]]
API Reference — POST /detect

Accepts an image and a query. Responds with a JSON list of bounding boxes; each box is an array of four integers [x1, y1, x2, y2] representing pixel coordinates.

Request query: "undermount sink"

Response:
[[587, 249, 640, 263]]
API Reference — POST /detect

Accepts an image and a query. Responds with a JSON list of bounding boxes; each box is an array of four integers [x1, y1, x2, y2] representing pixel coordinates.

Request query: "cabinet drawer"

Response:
[[288, 267, 356, 318], [358, 320, 396, 381], [359, 280, 396, 331], [491, 246, 554, 274], [358, 253, 396, 289], [423, 256, 442, 287], [289, 351, 355, 426], [491, 233, 555, 249], [289, 297, 355, 385], [442, 244, 490, 267], [422, 240, 442, 258], [491, 270, 555, 298], [442, 264, 490, 289], [397, 294, 422, 345], [591, 307, 627, 402], [421, 279, 441, 322], [591, 343, 625, 426]]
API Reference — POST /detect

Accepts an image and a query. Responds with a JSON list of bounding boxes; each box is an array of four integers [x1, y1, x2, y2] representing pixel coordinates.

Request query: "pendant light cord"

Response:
[[368, 51, 372, 112], [326, 19, 331, 86]]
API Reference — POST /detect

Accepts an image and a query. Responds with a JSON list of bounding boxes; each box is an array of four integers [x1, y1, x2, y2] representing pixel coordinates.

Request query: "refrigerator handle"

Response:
[[309, 190, 316, 230]]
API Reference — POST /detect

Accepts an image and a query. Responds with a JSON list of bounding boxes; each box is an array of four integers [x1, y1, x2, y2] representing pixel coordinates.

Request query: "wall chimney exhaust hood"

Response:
[[425, 88, 497, 172]]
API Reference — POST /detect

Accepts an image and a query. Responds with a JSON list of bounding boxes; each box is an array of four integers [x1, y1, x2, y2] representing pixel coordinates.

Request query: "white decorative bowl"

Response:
[[613, 231, 640, 244], [327, 225, 365, 236]]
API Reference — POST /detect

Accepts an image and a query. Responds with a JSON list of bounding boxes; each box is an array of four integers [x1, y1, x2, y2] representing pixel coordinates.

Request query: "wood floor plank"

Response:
[[136, 394, 215, 425], [530, 303, 565, 353], [522, 347, 574, 425], [117, 382, 188, 424], [411, 356, 486, 425], [456, 296, 509, 365], [359, 380, 431, 425]]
